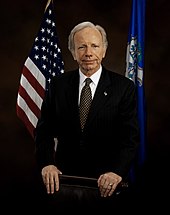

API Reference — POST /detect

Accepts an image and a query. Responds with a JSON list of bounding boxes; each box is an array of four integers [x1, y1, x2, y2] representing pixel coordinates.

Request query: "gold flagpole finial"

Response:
[[45, 0, 53, 11]]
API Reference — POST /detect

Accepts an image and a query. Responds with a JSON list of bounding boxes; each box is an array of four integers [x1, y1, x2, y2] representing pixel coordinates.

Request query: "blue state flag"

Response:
[[125, 0, 147, 180]]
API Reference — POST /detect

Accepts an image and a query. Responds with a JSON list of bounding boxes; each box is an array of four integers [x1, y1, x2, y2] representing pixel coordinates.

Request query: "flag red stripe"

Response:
[[18, 85, 41, 118], [22, 66, 45, 99], [16, 105, 35, 138]]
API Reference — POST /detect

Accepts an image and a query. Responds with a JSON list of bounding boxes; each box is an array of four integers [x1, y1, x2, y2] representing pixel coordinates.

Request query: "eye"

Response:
[[92, 44, 99, 48], [78, 45, 86, 50]]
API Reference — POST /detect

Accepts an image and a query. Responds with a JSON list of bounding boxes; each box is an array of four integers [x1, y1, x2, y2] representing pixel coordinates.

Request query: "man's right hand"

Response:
[[41, 165, 62, 194]]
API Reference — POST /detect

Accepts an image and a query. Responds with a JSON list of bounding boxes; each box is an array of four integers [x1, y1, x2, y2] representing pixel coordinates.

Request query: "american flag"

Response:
[[16, 0, 64, 138]]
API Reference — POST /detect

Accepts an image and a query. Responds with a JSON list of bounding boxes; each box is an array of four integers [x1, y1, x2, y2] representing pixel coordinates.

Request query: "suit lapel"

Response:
[[65, 71, 80, 118]]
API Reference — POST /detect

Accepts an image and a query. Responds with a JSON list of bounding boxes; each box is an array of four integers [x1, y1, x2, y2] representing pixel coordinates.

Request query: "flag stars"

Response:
[[42, 55, 47, 60], [47, 28, 51, 34], [34, 45, 39, 50], [41, 28, 45, 33], [34, 55, 39, 60], [42, 46, 46, 51], [41, 37, 46, 42], [46, 18, 51, 24], [42, 64, 47, 70], [28, 3, 64, 88]]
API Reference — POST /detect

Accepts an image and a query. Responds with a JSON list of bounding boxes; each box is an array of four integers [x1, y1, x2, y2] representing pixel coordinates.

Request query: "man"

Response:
[[34, 21, 139, 211]]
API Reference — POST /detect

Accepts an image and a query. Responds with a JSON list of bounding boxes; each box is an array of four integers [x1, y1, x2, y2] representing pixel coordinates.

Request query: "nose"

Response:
[[85, 47, 93, 57]]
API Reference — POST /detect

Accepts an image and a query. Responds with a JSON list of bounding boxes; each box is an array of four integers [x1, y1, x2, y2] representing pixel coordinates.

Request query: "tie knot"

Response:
[[85, 78, 92, 86]]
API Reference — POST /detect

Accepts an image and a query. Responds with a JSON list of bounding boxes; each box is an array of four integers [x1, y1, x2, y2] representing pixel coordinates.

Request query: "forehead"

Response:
[[74, 27, 102, 43]]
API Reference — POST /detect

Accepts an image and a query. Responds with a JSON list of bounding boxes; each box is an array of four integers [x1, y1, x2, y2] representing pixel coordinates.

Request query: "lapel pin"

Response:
[[104, 91, 107, 96]]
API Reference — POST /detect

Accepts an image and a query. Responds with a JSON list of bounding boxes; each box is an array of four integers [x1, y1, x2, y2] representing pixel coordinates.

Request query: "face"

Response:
[[72, 27, 106, 76]]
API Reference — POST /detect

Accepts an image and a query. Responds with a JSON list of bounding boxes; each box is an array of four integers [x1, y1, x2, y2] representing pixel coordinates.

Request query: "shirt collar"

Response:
[[79, 65, 102, 87]]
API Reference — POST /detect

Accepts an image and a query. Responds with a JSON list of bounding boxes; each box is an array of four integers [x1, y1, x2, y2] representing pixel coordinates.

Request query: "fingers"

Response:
[[98, 179, 116, 197], [42, 165, 61, 194], [97, 172, 122, 197]]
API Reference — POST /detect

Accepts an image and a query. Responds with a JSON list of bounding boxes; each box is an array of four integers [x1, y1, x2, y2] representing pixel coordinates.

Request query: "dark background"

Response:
[[1, 0, 169, 212]]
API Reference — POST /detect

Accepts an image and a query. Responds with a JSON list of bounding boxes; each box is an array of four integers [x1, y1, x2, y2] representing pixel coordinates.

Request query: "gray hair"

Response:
[[68, 21, 108, 54]]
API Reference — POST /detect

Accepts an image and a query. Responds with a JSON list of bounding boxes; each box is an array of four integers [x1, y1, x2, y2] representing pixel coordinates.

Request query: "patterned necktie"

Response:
[[79, 78, 92, 131]]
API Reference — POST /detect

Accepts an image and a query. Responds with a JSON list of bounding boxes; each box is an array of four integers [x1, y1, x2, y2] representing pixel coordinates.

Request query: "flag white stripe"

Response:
[[25, 57, 46, 89], [20, 74, 43, 110], [17, 94, 38, 128]]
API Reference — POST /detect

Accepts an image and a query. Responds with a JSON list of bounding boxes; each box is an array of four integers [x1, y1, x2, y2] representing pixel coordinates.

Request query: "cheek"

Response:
[[72, 52, 78, 60], [98, 49, 106, 59], [97, 52, 105, 60], [75, 52, 83, 61]]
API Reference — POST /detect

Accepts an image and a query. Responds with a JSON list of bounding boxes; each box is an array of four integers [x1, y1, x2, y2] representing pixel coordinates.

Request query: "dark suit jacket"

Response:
[[35, 66, 139, 180]]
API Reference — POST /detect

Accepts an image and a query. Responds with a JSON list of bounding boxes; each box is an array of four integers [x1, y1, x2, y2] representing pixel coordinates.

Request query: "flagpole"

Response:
[[45, 0, 52, 10]]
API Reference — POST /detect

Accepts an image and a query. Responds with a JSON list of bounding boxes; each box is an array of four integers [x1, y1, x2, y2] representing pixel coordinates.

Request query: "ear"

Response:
[[102, 49, 107, 58], [72, 51, 77, 60]]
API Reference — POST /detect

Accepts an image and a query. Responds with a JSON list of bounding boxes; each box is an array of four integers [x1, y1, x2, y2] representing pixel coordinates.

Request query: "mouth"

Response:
[[83, 60, 94, 64]]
